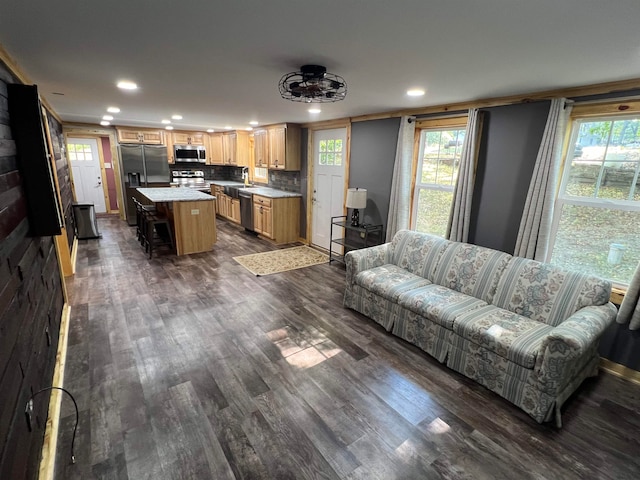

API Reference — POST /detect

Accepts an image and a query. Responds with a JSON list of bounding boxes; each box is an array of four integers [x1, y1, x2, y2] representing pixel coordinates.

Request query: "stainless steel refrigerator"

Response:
[[120, 144, 170, 225]]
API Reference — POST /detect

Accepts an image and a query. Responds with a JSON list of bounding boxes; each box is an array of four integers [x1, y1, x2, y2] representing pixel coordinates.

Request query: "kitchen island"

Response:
[[137, 187, 217, 255]]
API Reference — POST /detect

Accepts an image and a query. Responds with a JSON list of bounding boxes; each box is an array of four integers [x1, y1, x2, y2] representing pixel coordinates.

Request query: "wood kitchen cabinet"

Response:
[[166, 132, 175, 163], [222, 130, 250, 166], [268, 123, 301, 170], [211, 185, 224, 213], [253, 128, 268, 167], [208, 132, 224, 165], [211, 185, 240, 224], [117, 128, 164, 145], [253, 194, 300, 244], [230, 198, 241, 224], [172, 131, 206, 146]]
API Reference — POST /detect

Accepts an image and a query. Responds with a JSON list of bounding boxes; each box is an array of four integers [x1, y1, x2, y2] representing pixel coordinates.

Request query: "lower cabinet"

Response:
[[252, 194, 299, 244], [211, 186, 240, 225]]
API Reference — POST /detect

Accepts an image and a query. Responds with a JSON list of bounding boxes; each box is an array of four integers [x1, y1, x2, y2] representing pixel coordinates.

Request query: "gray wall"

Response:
[[349, 118, 400, 231], [469, 101, 551, 252]]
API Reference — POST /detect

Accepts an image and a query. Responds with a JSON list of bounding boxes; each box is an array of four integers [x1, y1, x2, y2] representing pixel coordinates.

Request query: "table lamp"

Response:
[[346, 187, 367, 226]]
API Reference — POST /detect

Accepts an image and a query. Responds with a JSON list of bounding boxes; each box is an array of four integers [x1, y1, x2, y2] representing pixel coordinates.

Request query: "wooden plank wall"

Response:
[[0, 60, 67, 479]]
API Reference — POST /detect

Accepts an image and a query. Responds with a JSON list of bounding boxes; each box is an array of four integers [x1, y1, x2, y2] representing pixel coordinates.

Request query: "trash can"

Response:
[[72, 203, 101, 239], [607, 243, 625, 265]]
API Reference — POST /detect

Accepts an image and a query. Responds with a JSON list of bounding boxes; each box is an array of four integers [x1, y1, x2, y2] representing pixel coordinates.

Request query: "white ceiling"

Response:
[[2, 1, 640, 131]]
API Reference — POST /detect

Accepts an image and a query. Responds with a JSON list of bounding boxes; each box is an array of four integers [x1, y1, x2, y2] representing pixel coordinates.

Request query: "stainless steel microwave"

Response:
[[174, 145, 206, 163]]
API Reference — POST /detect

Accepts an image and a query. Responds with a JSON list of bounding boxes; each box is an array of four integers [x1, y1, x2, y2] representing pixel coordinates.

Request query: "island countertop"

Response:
[[137, 187, 215, 202]]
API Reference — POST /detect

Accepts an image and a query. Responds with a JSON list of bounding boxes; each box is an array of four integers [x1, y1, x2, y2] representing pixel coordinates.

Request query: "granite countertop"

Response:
[[209, 180, 245, 187], [137, 187, 215, 202], [208, 181, 301, 198], [241, 187, 302, 198]]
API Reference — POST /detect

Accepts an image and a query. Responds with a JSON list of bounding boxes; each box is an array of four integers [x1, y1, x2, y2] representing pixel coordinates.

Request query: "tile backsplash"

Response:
[[170, 165, 301, 192]]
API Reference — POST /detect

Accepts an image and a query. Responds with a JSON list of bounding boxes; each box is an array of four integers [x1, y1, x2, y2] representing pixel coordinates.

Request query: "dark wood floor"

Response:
[[54, 215, 640, 479]]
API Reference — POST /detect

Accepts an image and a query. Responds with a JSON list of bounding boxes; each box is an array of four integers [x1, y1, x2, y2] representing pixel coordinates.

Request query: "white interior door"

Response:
[[312, 128, 347, 250], [67, 137, 107, 213]]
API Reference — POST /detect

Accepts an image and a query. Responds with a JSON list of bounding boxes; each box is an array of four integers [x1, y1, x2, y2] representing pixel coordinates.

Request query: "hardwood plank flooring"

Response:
[[55, 216, 640, 479]]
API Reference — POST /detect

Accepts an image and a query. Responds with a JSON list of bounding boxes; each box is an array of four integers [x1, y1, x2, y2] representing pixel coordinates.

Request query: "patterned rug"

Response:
[[233, 246, 329, 276]]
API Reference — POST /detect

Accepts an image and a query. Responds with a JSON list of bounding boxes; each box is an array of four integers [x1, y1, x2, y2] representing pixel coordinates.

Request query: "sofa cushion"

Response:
[[493, 257, 612, 327], [354, 264, 431, 302], [453, 305, 554, 369], [431, 242, 512, 304], [390, 230, 450, 280], [397, 284, 487, 329]]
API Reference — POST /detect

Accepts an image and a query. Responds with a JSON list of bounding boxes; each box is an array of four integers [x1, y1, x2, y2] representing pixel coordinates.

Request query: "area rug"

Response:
[[233, 246, 328, 276]]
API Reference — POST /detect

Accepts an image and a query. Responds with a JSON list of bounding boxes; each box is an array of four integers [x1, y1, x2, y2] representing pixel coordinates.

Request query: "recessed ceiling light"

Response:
[[161, 119, 171, 124], [117, 80, 138, 90], [102, 115, 113, 121], [207, 129, 214, 133], [407, 88, 425, 97], [246, 127, 253, 131], [249, 121, 259, 126], [224, 126, 232, 130], [172, 115, 183, 120], [308, 107, 321, 114], [165, 126, 174, 130], [107, 106, 120, 113], [100, 120, 110, 126]]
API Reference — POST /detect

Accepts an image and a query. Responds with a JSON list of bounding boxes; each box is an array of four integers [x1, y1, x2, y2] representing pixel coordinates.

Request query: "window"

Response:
[[411, 119, 467, 236], [548, 109, 640, 286], [67, 143, 93, 161], [318, 138, 343, 166]]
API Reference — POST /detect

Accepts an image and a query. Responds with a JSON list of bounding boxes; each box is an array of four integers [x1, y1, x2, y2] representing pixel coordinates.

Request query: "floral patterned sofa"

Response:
[[343, 229, 617, 426]]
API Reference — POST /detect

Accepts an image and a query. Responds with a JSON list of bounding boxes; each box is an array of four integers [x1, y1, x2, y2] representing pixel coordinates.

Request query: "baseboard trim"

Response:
[[600, 358, 640, 386], [70, 236, 78, 275], [38, 304, 72, 480]]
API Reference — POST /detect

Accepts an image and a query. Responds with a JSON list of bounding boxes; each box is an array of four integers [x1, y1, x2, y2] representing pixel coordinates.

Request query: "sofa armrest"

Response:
[[535, 303, 617, 393], [344, 243, 392, 286]]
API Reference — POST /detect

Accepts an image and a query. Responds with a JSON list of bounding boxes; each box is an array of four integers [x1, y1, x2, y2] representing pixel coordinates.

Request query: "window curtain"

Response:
[[514, 98, 571, 260], [386, 116, 416, 242], [446, 108, 481, 242], [617, 262, 640, 330]]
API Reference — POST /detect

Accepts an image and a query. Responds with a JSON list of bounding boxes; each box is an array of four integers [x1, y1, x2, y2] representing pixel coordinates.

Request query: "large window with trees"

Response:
[[411, 118, 467, 237], [548, 104, 640, 286]]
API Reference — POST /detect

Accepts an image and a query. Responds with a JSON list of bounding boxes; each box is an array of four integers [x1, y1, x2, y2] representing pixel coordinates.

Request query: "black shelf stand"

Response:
[[329, 215, 383, 264]]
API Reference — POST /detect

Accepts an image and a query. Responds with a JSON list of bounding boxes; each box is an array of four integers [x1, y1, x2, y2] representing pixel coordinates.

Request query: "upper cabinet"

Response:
[[252, 123, 301, 170], [253, 128, 269, 167], [208, 132, 224, 165], [222, 130, 250, 166], [172, 131, 205, 146], [117, 128, 164, 145]]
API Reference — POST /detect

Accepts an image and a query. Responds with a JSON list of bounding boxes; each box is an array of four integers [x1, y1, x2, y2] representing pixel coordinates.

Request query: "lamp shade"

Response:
[[346, 188, 367, 209]]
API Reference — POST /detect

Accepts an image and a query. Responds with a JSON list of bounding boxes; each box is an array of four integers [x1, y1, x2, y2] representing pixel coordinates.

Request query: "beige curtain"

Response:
[[514, 98, 571, 260], [617, 262, 640, 330], [447, 109, 481, 242], [386, 116, 416, 242]]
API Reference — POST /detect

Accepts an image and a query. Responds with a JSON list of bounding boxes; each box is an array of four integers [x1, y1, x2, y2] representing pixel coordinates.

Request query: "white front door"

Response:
[[67, 137, 107, 213], [311, 128, 347, 250]]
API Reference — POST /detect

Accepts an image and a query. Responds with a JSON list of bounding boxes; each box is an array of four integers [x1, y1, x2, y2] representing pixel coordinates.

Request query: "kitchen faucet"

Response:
[[242, 166, 249, 186]]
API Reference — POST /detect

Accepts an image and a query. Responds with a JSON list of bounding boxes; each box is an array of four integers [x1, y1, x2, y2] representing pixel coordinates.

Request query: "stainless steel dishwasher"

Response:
[[238, 189, 254, 232]]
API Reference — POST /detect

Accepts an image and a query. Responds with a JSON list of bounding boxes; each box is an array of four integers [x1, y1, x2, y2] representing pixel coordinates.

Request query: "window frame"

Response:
[[410, 116, 468, 235], [546, 103, 640, 287]]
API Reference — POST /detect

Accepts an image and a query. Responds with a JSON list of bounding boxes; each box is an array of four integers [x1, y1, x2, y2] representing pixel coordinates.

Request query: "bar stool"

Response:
[[132, 197, 145, 245], [141, 205, 174, 258]]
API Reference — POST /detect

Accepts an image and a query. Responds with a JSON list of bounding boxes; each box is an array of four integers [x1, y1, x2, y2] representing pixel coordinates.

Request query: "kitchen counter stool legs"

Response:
[[141, 206, 175, 258]]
